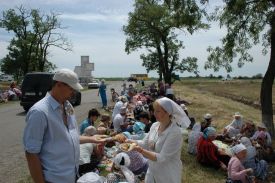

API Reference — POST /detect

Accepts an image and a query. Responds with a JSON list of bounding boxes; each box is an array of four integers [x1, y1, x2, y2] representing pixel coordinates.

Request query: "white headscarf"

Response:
[[157, 97, 191, 129], [231, 144, 247, 154], [114, 152, 131, 168], [240, 137, 252, 147]]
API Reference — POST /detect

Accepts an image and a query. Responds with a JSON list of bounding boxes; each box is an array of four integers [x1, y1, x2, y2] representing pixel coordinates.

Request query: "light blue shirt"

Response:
[[79, 118, 93, 135], [23, 93, 80, 183]]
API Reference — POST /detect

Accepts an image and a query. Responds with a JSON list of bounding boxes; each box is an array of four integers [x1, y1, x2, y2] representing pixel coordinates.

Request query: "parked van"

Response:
[[0, 74, 14, 82], [20, 72, 81, 111]]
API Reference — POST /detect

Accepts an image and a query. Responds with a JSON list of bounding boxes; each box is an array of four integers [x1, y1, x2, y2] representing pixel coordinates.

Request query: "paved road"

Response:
[[0, 80, 126, 183]]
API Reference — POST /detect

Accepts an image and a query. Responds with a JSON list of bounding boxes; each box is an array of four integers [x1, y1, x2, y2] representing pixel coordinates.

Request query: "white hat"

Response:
[[180, 104, 187, 110], [234, 112, 242, 117], [257, 123, 267, 129], [120, 106, 127, 114], [204, 113, 212, 120], [231, 144, 247, 154], [53, 68, 83, 91]]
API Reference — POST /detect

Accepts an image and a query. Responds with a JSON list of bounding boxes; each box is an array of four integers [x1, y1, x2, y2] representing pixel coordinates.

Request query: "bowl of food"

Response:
[[119, 142, 137, 152]]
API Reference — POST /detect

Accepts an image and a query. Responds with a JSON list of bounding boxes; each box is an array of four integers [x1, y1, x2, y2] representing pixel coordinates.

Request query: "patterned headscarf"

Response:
[[157, 97, 191, 128], [202, 127, 216, 139]]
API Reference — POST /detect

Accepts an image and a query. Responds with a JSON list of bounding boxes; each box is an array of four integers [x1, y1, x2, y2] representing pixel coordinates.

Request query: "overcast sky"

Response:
[[0, 0, 270, 77]]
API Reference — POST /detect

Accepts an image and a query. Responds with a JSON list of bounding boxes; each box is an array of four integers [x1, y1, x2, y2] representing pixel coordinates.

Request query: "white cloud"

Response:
[[61, 13, 128, 24]]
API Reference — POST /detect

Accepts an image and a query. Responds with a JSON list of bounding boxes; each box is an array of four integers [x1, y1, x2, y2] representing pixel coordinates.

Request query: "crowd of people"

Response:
[[22, 68, 274, 183], [0, 81, 22, 102], [188, 111, 274, 183]]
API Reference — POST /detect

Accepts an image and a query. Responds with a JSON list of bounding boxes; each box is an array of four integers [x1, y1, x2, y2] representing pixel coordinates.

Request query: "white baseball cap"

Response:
[[53, 68, 83, 91]]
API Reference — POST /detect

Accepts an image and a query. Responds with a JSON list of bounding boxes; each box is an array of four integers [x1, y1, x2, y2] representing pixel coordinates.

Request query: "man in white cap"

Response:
[[23, 68, 105, 183]]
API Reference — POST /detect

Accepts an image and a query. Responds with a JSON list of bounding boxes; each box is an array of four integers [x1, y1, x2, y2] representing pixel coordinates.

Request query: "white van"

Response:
[[0, 75, 14, 82]]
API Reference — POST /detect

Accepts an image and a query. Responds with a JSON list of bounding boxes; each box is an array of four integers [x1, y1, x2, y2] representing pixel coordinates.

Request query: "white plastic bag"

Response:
[[77, 172, 104, 183]]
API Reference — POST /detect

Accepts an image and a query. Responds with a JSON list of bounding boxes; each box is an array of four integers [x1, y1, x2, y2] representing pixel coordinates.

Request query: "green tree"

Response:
[[205, 1, 275, 137], [0, 6, 71, 78], [123, 0, 209, 84]]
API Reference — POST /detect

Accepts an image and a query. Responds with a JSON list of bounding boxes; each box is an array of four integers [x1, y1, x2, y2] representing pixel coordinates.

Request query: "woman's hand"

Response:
[[131, 144, 143, 153], [246, 168, 253, 174], [220, 162, 227, 171]]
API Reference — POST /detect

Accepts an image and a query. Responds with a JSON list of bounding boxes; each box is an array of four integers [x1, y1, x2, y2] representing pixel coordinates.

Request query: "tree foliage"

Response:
[[123, 0, 209, 84], [0, 6, 72, 80], [205, 0, 275, 137]]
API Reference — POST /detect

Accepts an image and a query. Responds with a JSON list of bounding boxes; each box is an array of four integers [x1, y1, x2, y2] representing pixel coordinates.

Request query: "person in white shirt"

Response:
[[128, 97, 190, 183], [224, 112, 243, 138], [113, 107, 128, 133], [111, 96, 127, 121], [79, 126, 102, 176]]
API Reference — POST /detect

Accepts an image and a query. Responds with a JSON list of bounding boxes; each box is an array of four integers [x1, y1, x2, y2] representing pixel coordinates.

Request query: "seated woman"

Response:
[[240, 120, 256, 138], [227, 144, 254, 183], [188, 123, 202, 155], [251, 123, 272, 147], [240, 137, 268, 181], [197, 127, 230, 171], [224, 112, 243, 138]]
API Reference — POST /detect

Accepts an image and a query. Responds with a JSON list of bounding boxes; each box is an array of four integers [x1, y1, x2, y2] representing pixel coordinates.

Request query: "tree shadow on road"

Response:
[[16, 111, 27, 116]]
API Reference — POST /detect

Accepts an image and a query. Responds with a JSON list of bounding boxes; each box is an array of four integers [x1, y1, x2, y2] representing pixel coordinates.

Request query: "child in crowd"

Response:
[[110, 88, 119, 102]]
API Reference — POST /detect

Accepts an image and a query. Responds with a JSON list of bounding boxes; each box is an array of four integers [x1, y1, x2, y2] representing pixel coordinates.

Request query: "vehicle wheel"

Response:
[[23, 106, 30, 112]]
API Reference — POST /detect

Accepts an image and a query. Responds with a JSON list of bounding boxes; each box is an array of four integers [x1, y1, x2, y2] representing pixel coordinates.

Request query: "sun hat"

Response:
[[53, 68, 83, 91], [257, 123, 267, 129], [204, 113, 212, 120], [233, 112, 242, 117]]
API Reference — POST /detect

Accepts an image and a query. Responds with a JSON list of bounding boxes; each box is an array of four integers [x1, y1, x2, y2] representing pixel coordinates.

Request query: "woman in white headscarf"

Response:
[[127, 97, 190, 183], [240, 137, 268, 181]]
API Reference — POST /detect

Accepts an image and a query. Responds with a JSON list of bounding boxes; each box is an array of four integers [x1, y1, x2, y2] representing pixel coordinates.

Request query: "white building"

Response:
[[74, 56, 94, 84]]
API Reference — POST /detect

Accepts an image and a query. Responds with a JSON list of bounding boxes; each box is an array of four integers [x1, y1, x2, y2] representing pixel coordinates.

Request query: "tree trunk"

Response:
[[260, 14, 275, 138]]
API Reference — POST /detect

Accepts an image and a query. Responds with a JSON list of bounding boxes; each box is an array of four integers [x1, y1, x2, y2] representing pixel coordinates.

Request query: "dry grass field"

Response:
[[174, 79, 275, 183], [17, 78, 275, 183]]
